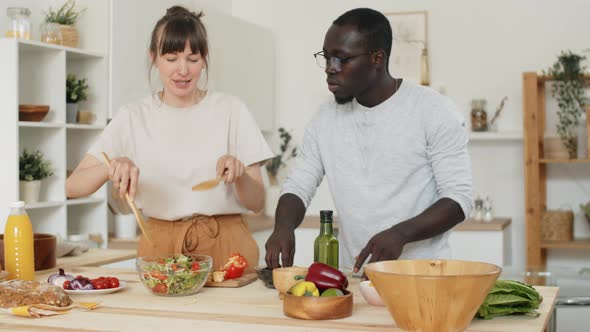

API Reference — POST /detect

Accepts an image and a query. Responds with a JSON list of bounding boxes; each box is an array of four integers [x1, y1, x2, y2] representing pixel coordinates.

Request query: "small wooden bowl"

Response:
[[283, 290, 353, 320], [19, 105, 50, 122], [0, 233, 57, 271], [272, 266, 308, 296]]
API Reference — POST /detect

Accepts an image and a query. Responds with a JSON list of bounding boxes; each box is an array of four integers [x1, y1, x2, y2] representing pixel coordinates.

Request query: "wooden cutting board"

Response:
[[205, 272, 258, 288]]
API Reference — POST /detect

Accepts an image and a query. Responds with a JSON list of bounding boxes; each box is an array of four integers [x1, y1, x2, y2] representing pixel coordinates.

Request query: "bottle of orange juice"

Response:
[[4, 201, 34, 280]]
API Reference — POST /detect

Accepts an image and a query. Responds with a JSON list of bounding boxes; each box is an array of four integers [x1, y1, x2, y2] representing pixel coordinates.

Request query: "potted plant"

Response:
[[44, 0, 85, 48], [66, 73, 89, 123], [266, 127, 297, 185], [264, 128, 297, 215], [19, 150, 54, 204], [546, 50, 588, 158]]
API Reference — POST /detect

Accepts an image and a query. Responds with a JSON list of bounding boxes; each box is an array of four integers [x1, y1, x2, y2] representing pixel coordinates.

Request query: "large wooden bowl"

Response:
[[364, 260, 501, 332], [0, 233, 57, 271], [283, 291, 353, 320]]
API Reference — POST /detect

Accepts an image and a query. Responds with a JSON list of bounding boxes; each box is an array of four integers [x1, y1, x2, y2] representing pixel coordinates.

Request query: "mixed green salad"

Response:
[[139, 254, 211, 296]]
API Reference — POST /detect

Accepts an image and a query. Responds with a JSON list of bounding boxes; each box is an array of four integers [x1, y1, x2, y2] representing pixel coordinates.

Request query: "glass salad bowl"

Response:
[[136, 254, 212, 296]]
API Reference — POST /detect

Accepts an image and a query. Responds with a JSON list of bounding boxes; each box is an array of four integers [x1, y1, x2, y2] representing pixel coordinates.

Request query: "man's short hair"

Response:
[[333, 8, 392, 58]]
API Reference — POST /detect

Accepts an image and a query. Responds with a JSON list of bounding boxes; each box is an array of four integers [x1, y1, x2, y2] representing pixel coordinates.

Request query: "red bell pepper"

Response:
[[305, 262, 348, 291], [221, 253, 249, 280]]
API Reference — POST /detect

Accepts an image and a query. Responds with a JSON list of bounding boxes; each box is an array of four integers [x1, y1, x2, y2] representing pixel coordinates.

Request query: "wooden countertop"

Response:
[[245, 214, 512, 233], [52, 249, 137, 270], [1, 266, 557, 332]]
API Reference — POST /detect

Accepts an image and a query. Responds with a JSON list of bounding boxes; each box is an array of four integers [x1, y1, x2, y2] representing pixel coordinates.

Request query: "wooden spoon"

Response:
[[100, 152, 154, 245], [191, 166, 250, 191]]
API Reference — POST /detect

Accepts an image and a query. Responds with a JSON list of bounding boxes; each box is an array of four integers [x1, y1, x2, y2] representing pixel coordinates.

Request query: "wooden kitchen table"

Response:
[[0, 267, 558, 332]]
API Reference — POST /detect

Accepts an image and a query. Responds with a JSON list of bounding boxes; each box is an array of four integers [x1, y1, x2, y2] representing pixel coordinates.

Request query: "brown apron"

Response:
[[137, 214, 259, 273]]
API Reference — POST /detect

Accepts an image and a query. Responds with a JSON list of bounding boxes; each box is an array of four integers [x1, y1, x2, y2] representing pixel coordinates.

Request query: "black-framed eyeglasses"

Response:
[[313, 51, 375, 70]]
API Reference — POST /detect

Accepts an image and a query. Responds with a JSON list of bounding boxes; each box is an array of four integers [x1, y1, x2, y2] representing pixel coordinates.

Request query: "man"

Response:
[[265, 8, 472, 273]]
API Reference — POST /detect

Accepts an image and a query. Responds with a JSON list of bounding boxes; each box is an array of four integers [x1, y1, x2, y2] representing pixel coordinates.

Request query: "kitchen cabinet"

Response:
[[0, 36, 109, 245], [0, 0, 109, 244]]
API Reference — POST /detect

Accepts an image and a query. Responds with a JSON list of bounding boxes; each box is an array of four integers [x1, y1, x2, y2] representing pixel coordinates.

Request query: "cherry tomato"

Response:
[[63, 280, 70, 290], [109, 278, 120, 288], [153, 283, 168, 294], [191, 262, 201, 271]]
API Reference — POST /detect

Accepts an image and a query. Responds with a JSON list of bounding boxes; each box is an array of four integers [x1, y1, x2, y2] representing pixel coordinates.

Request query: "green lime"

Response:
[[321, 288, 344, 297]]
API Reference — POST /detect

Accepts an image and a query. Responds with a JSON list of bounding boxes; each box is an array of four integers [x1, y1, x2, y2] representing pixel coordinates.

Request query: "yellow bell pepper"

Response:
[[289, 281, 319, 297]]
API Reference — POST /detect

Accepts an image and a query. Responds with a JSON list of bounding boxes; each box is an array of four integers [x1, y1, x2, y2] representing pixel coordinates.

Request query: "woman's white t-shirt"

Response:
[[88, 91, 274, 220]]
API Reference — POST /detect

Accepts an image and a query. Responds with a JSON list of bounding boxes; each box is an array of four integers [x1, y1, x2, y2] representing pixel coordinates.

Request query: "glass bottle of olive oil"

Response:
[[313, 210, 339, 269]]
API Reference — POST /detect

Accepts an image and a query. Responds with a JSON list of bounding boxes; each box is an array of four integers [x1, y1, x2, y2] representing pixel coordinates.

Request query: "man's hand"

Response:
[[354, 228, 407, 274], [265, 227, 296, 269]]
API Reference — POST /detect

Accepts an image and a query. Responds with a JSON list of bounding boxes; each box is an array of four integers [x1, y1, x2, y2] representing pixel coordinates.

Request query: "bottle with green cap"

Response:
[[313, 210, 339, 269]]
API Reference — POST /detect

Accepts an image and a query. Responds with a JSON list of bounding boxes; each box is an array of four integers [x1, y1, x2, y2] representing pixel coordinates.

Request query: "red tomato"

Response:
[[191, 262, 201, 271], [63, 280, 70, 290], [109, 278, 120, 288], [153, 283, 168, 294]]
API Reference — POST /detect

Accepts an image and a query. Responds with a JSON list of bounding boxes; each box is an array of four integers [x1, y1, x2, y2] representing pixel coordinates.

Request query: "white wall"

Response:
[[231, 0, 590, 269]]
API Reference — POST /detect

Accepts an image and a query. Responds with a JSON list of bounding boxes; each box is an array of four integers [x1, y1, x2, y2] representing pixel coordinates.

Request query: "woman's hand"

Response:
[[106, 157, 140, 200], [216, 155, 245, 184]]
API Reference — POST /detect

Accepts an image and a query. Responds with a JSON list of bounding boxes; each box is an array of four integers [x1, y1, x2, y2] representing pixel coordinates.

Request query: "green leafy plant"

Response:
[[19, 150, 54, 181], [266, 127, 297, 182], [44, 0, 86, 25], [546, 50, 588, 158], [66, 73, 89, 103]]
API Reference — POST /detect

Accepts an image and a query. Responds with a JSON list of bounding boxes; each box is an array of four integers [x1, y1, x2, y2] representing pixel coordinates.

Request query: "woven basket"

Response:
[[59, 24, 79, 48], [541, 209, 573, 241]]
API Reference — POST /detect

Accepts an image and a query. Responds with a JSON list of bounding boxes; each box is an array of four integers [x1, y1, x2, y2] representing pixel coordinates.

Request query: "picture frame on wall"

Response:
[[384, 11, 429, 85]]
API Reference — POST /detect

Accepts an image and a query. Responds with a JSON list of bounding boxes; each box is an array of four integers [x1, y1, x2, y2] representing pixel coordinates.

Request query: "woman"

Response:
[[65, 6, 273, 271]]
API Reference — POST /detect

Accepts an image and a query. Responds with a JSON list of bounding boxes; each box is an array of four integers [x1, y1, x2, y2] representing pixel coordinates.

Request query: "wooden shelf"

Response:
[[455, 217, 511, 231], [539, 158, 590, 164], [536, 73, 590, 84], [541, 239, 590, 249]]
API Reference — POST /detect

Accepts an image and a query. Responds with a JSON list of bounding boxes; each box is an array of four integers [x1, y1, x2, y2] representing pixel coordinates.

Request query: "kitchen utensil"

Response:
[[19, 104, 49, 122], [359, 280, 385, 306], [255, 265, 274, 288], [136, 254, 212, 296], [0, 233, 56, 271], [272, 266, 308, 298], [191, 177, 223, 191], [283, 290, 353, 320], [364, 259, 501, 332], [191, 166, 251, 191], [205, 272, 258, 288], [100, 152, 153, 245]]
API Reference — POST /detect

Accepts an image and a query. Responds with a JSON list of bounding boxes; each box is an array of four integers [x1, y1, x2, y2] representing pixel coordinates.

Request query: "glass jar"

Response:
[[470, 99, 488, 132], [5, 7, 31, 40], [40, 23, 63, 45]]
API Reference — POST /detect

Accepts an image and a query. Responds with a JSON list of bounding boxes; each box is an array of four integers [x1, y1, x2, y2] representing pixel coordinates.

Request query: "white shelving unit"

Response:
[[469, 131, 523, 141], [0, 38, 109, 247]]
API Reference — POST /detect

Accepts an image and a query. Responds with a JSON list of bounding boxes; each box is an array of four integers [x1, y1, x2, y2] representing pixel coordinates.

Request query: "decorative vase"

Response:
[[66, 103, 78, 123], [59, 24, 78, 48], [19, 180, 41, 204]]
